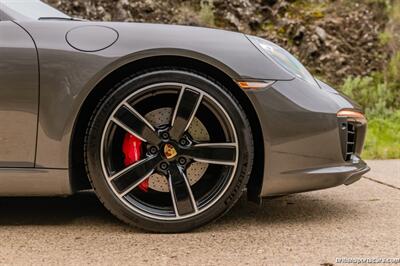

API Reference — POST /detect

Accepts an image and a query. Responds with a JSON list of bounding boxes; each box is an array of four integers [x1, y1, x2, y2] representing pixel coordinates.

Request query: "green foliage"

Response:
[[341, 50, 400, 159], [288, 0, 327, 19], [390, 0, 400, 21], [199, 0, 215, 27], [388, 51, 400, 81], [341, 75, 391, 117], [363, 111, 400, 159], [379, 31, 391, 45], [365, 0, 391, 7], [341, 51, 400, 118]]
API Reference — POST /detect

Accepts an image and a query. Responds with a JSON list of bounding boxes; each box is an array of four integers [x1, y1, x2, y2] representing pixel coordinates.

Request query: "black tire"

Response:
[[85, 68, 254, 232]]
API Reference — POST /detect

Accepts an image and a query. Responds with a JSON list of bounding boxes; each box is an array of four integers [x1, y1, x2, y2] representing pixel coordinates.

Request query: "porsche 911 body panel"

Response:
[[0, 21, 38, 167], [0, 14, 369, 199], [17, 21, 293, 169], [245, 78, 369, 196]]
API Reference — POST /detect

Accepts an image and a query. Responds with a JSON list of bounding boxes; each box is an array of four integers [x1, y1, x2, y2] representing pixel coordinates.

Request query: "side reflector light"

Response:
[[237, 81, 275, 90], [337, 110, 367, 124]]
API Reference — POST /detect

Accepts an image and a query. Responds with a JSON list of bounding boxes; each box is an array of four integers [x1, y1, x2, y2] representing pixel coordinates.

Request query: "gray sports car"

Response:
[[0, 0, 369, 232]]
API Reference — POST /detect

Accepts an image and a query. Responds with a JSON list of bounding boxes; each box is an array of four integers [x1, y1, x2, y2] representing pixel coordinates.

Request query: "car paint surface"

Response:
[[0, 21, 38, 167], [16, 21, 293, 169], [246, 78, 368, 195], [0, 14, 369, 198]]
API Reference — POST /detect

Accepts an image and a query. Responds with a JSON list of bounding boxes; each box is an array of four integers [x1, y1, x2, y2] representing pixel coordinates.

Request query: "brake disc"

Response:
[[145, 107, 210, 192]]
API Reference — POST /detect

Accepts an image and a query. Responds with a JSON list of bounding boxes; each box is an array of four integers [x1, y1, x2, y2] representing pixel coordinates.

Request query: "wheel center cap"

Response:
[[164, 143, 178, 159]]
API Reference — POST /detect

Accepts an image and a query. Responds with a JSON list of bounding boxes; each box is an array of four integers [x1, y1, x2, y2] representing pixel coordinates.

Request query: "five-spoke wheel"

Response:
[[86, 69, 253, 232]]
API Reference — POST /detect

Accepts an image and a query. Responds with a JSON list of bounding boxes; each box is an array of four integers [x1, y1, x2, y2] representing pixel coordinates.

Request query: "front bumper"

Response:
[[244, 78, 370, 197], [262, 156, 369, 196]]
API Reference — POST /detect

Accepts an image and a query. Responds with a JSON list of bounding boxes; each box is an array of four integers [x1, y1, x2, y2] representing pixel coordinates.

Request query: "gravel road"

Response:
[[0, 160, 399, 265]]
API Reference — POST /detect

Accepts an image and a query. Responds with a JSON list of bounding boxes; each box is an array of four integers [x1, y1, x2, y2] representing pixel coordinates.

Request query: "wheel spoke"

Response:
[[112, 103, 161, 145], [168, 164, 197, 217], [111, 155, 163, 196], [181, 143, 237, 166], [170, 88, 203, 140], [101, 82, 240, 221]]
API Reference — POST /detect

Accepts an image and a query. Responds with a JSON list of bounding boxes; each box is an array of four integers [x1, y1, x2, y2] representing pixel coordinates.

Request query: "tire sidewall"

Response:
[[85, 69, 253, 232]]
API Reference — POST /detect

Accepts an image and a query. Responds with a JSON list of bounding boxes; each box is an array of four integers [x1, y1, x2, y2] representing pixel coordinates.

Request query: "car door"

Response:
[[0, 20, 38, 167]]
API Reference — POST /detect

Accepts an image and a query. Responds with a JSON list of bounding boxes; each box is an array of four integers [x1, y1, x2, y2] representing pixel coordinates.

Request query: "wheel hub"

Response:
[[163, 143, 178, 159], [101, 83, 239, 221], [120, 107, 210, 193]]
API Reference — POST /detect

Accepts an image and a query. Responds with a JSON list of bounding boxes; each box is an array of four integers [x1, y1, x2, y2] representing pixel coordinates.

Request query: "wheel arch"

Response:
[[70, 55, 264, 202]]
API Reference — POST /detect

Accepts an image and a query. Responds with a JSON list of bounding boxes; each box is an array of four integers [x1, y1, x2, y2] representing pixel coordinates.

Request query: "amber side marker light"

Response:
[[337, 110, 367, 124], [237, 81, 275, 90]]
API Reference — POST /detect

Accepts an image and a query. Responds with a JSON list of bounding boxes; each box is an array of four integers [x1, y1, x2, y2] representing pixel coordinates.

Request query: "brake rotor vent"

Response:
[[145, 107, 210, 192]]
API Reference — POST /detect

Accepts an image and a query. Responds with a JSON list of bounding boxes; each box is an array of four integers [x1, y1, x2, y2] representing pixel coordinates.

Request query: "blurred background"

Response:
[[45, 0, 400, 160]]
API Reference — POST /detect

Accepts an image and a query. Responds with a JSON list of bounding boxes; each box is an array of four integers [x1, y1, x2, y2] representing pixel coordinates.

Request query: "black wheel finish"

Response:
[[85, 69, 254, 232]]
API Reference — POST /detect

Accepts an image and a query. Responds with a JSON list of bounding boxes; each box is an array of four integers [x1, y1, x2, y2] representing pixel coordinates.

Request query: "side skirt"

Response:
[[0, 168, 72, 196]]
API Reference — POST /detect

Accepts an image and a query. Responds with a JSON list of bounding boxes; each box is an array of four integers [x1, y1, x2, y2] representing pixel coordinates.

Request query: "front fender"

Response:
[[18, 21, 291, 168]]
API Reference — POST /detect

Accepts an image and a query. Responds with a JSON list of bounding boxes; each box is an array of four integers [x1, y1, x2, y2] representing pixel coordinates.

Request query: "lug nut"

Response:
[[161, 132, 170, 140], [178, 157, 187, 165], [160, 162, 169, 170], [149, 146, 158, 155], [179, 138, 188, 146]]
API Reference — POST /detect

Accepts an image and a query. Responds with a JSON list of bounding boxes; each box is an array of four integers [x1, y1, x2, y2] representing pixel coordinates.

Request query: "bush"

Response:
[[199, 0, 215, 27], [341, 50, 400, 159], [341, 75, 393, 118], [364, 111, 400, 159], [341, 51, 400, 119]]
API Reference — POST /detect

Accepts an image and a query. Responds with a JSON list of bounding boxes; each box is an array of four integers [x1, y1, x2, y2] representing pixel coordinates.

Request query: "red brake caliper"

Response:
[[122, 133, 149, 192]]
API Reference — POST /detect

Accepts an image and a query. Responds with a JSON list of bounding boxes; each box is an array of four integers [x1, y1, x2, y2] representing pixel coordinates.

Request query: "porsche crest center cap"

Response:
[[164, 144, 177, 159]]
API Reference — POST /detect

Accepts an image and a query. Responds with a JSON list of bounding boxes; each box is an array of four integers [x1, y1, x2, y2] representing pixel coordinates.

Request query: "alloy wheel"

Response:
[[100, 82, 239, 220]]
